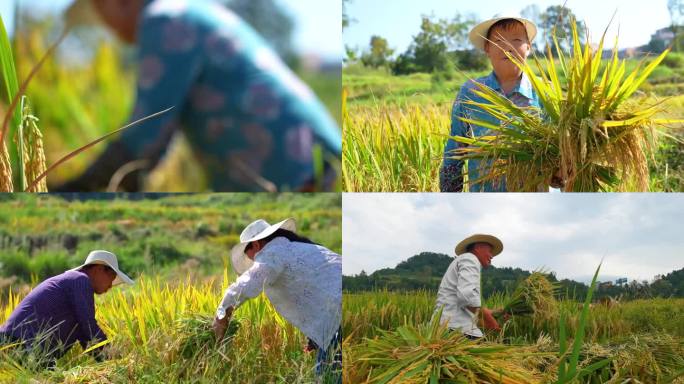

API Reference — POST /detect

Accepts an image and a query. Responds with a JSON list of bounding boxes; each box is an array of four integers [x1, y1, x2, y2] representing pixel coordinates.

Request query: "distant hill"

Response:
[[343, 252, 684, 300]]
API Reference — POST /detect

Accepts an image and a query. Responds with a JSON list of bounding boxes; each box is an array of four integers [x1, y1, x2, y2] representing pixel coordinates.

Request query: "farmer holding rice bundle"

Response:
[[213, 218, 342, 382], [0, 250, 133, 367], [434, 234, 504, 339], [55, 0, 341, 192], [440, 15, 552, 192]]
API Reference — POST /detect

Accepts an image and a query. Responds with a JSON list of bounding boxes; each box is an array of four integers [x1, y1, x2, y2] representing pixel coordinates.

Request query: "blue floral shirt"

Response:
[[440, 72, 541, 192], [118, 0, 341, 191]]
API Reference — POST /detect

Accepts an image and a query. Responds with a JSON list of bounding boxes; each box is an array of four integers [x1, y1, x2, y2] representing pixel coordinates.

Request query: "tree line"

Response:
[[343, 251, 684, 301], [345, 2, 684, 76]]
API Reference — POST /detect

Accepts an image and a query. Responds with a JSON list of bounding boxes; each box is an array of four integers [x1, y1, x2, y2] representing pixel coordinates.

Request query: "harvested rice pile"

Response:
[[351, 315, 551, 384], [579, 333, 684, 383], [524, 332, 684, 383], [350, 302, 684, 384]]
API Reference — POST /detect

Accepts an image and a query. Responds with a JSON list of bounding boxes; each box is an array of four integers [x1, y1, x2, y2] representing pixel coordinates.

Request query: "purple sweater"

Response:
[[0, 270, 106, 355]]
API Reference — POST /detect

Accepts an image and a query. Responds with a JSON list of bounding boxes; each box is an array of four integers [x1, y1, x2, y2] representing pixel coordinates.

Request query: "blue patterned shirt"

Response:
[[118, 0, 341, 191], [440, 72, 541, 192]]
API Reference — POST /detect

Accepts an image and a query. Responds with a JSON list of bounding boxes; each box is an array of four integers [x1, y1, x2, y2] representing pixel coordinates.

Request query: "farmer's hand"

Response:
[[550, 169, 565, 189], [550, 167, 576, 190], [492, 308, 512, 322], [303, 338, 318, 353], [213, 316, 229, 341], [481, 308, 501, 331]]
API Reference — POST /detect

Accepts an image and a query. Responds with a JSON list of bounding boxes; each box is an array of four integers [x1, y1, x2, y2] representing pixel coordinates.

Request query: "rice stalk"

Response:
[[0, 14, 17, 192], [448, 19, 682, 191], [556, 261, 609, 383], [24, 106, 173, 192]]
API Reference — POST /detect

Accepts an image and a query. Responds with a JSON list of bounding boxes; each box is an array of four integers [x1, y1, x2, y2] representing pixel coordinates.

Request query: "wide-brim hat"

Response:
[[64, 0, 103, 28], [71, 250, 134, 285], [455, 234, 503, 256], [230, 218, 296, 275], [469, 15, 537, 51]]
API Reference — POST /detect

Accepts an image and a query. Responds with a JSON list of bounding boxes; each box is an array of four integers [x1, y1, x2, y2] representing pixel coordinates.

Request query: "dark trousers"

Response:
[[315, 328, 342, 384]]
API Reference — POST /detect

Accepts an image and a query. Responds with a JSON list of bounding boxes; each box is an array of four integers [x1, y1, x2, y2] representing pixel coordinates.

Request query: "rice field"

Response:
[[343, 33, 684, 192], [343, 101, 448, 192], [343, 280, 684, 382], [343, 95, 684, 193], [0, 193, 342, 383], [1, 274, 321, 384]]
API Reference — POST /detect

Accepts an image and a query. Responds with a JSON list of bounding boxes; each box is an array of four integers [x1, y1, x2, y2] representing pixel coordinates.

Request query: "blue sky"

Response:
[[0, 0, 342, 59], [343, 194, 684, 284], [345, 0, 671, 54]]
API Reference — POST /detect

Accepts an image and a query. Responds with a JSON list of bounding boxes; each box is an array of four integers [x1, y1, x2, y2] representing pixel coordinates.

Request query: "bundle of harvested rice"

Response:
[[355, 314, 551, 384], [500, 272, 558, 324], [176, 314, 240, 359], [449, 20, 682, 191]]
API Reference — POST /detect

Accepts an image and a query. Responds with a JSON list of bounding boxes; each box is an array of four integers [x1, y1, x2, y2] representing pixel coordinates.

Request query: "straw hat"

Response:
[[64, 0, 104, 28], [231, 218, 296, 275], [455, 234, 503, 256], [71, 250, 134, 285], [469, 15, 537, 51]]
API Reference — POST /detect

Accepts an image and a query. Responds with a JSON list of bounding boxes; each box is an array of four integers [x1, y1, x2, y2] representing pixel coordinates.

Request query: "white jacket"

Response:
[[434, 253, 483, 337], [217, 237, 341, 348]]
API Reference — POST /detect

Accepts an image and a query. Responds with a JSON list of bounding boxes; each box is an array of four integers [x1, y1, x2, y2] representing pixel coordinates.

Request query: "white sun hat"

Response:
[[64, 0, 103, 28], [469, 14, 537, 51], [230, 218, 296, 275], [71, 250, 134, 285], [455, 234, 504, 257]]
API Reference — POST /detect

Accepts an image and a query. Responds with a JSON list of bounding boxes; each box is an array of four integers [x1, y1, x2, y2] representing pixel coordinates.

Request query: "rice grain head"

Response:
[[0, 141, 12, 192], [19, 98, 47, 192]]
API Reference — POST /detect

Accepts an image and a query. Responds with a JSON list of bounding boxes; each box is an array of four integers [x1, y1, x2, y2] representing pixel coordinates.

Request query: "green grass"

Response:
[[0, 193, 341, 292]]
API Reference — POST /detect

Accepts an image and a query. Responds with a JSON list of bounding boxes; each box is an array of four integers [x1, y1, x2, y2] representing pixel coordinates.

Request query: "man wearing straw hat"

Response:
[[440, 15, 550, 192], [213, 218, 342, 383], [53, 0, 341, 193], [435, 234, 504, 339], [0, 250, 133, 366]]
